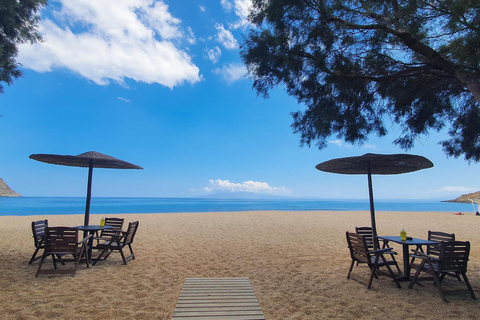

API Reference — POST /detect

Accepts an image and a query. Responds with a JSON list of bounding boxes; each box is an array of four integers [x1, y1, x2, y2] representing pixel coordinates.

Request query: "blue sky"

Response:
[[0, 0, 479, 200]]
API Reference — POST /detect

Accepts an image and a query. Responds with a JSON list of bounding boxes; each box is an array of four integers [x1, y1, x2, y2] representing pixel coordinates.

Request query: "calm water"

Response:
[[0, 197, 473, 216]]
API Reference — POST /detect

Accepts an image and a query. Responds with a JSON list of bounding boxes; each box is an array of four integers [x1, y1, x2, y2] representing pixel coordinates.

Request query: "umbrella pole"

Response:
[[367, 163, 378, 249], [84, 162, 93, 226]]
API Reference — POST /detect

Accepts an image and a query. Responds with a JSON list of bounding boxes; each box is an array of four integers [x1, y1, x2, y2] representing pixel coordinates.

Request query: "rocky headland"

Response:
[[0, 178, 20, 197]]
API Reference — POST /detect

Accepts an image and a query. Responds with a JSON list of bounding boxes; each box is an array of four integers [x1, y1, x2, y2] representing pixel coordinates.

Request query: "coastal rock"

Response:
[[0, 178, 21, 197], [445, 191, 480, 203]]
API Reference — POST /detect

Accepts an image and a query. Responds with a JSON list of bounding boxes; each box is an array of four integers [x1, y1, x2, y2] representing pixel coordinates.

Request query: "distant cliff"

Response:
[[0, 178, 21, 197], [445, 191, 480, 203]]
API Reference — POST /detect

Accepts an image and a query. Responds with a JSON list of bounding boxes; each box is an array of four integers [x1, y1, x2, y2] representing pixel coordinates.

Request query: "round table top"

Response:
[[74, 225, 113, 231]]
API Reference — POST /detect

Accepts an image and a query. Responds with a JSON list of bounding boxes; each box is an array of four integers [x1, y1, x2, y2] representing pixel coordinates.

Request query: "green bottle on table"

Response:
[[400, 228, 407, 241], [100, 217, 105, 227]]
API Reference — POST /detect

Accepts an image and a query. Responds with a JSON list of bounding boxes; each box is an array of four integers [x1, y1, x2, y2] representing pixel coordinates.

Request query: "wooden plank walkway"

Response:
[[172, 277, 266, 320]]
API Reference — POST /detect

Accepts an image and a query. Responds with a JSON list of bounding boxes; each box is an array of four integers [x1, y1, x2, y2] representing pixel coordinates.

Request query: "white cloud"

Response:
[[221, 0, 252, 29], [118, 97, 131, 102], [199, 5, 206, 12], [220, 0, 233, 11], [206, 46, 222, 63], [212, 63, 246, 83], [18, 0, 201, 89], [328, 139, 353, 148], [214, 23, 238, 49], [430, 186, 478, 193], [361, 144, 377, 150], [205, 179, 290, 195], [328, 140, 342, 146]]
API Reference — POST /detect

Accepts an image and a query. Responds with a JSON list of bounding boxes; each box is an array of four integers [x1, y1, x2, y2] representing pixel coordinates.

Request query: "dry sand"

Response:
[[0, 210, 479, 319]]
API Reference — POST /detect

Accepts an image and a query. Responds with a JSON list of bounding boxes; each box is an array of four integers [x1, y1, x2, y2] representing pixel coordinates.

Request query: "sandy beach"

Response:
[[0, 210, 479, 319]]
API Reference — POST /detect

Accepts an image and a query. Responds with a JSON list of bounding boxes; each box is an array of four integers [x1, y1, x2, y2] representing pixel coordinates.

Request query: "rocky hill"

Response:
[[0, 178, 21, 197], [445, 191, 480, 203]]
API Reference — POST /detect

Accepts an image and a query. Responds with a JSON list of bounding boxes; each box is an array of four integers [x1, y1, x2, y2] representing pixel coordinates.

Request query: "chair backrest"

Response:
[[101, 217, 124, 238], [45, 227, 79, 254], [427, 231, 455, 256], [346, 232, 369, 264], [124, 221, 139, 246], [355, 226, 377, 250], [438, 241, 470, 273], [32, 220, 48, 247]]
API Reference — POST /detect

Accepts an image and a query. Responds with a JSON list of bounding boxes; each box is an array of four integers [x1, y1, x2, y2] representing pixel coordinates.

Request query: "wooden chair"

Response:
[[346, 232, 402, 289], [409, 241, 476, 302], [94, 217, 124, 246], [93, 221, 139, 265], [427, 231, 455, 255], [29, 220, 48, 264], [410, 231, 455, 267], [355, 227, 376, 250], [355, 226, 401, 273], [35, 227, 91, 277]]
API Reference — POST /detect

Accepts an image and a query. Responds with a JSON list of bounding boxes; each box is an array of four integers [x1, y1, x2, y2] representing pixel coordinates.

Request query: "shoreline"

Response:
[[0, 197, 473, 217], [1, 210, 479, 319]]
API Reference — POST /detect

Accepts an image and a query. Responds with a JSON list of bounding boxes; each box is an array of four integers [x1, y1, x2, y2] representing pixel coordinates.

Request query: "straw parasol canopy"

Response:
[[316, 153, 433, 246], [30, 151, 143, 169], [30, 151, 143, 226], [316, 153, 433, 175]]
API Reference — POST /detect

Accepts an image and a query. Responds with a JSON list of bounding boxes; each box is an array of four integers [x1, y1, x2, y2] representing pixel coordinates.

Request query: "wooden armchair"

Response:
[[29, 220, 48, 264], [355, 226, 401, 273], [410, 231, 456, 270], [94, 217, 124, 246], [346, 232, 401, 289], [35, 227, 92, 277], [409, 241, 476, 302], [93, 221, 139, 265]]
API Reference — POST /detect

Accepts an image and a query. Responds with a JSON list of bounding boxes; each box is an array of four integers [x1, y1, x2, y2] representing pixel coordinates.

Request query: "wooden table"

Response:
[[172, 278, 265, 319], [377, 236, 438, 280], [74, 225, 113, 262]]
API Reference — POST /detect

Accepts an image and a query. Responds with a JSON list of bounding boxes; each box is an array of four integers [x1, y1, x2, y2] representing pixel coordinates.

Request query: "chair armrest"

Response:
[[110, 234, 126, 242], [409, 250, 439, 262], [369, 248, 396, 255], [79, 234, 93, 244]]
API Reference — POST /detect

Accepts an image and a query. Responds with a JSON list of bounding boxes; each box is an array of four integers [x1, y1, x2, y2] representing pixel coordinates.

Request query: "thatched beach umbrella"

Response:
[[30, 151, 143, 226], [316, 153, 433, 247]]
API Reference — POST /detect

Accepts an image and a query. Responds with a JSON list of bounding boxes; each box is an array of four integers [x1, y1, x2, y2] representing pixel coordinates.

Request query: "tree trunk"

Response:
[[463, 78, 480, 105]]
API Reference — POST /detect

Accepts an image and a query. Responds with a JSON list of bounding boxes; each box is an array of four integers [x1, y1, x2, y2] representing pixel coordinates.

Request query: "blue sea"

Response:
[[0, 197, 473, 216]]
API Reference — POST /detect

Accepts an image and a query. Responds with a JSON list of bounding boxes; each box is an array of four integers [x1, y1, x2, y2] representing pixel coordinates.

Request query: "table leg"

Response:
[[402, 244, 410, 281], [87, 231, 95, 262]]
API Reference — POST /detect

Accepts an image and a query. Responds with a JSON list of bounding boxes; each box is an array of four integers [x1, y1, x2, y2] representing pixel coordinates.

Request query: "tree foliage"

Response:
[[241, 0, 480, 161], [0, 0, 46, 94]]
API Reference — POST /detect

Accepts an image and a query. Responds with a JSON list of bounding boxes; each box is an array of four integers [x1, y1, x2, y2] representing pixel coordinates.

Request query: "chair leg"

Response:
[[128, 244, 135, 260], [368, 255, 380, 289], [92, 247, 108, 265], [409, 245, 423, 266], [461, 273, 477, 300], [119, 248, 127, 265], [35, 253, 47, 277], [408, 259, 426, 289], [432, 273, 447, 302], [29, 247, 41, 264], [383, 260, 401, 288], [425, 259, 447, 302], [367, 264, 379, 279], [53, 254, 66, 265], [52, 254, 58, 269], [83, 243, 89, 269], [389, 254, 401, 274], [347, 260, 355, 279]]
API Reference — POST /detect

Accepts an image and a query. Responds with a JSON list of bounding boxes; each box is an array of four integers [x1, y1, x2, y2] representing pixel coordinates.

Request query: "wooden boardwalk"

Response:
[[172, 277, 266, 320]]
